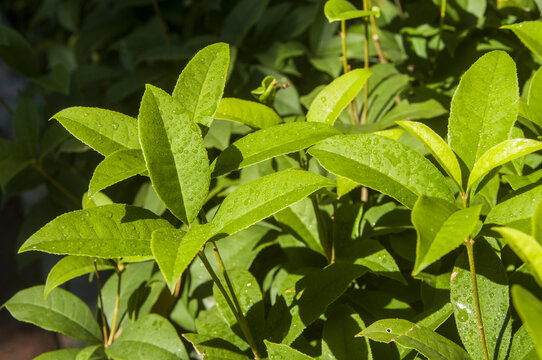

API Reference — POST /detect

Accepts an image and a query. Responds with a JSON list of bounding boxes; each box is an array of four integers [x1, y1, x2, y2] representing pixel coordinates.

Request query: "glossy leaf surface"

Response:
[[52, 107, 140, 156], [34, 349, 80, 360], [139, 85, 210, 225], [308, 134, 455, 208], [502, 21, 542, 58], [324, 0, 380, 22], [307, 69, 371, 125], [265, 341, 314, 360], [511, 286, 542, 359], [448, 50, 519, 170], [172, 42, 229, 129], [215, 97, 282, 129], [4, 286, 102, 343], [211, 122, 340, 177], [360, 319, 470, 360], [19, 204, 172, 260]]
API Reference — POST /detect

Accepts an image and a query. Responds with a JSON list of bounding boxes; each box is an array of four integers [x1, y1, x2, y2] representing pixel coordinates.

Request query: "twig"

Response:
[[93, 259, 109, 344]]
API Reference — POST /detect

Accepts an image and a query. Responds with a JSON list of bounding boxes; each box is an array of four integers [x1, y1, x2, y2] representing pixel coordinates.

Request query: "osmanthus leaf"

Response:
[[324, 0, 380, 22], [308, 134, 455, 209], [44, 256, 114, 297], [34, 349, 80, 360], [520, 67, 542, 128], [211, 122, 340, 177], [0, 24, 40, 77], [82, 191, 113, 209], [76, 345, 106, 360], [508, 325, 538, 360], [307, 69, 372, 125], [321, 304, 372, 360], [105, 314, 188, 360], [502, 21, 542, 59], [138, 85, 210, 225], [195, 307, 248, 352], [151, 224, 212, 292], [211, 168, 334, 237], [19, 204, 173, 260], [397, 121, 462, 191], [485, 182, 542, 234], [378, 99, 447, 130], [172, 42, 229, 129], [448, 50, 519, 170], [359, 319, 470, 360], [336, 175, 359, 198], [51, 107, 140, 156], [89, 149, 147, 196], [467, 139, 542, 193], [494, 227, 542, 287], [215, 97, 282, 129], [511, 286, 542, 359], [13, 97, 40, 158], [411, 196, 481, 276], [264, 341, 314, 360], [183, 333, 249, 360], [3, 286, 103, 343], [450, 240, 511, 360]]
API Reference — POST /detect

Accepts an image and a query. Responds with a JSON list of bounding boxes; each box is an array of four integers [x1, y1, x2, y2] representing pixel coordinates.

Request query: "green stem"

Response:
[[93, 259, 109, 345], [32, 162, 80, 206], [432, 0, 447, 74], [362, 0, 370, 125], [198, 251, 262, 360], [311, 195, 332, 263], [211, 241, 244, 317], [107, 263, 124, 346], [340, 20, 359, 125], [464, 238, 490, 360]]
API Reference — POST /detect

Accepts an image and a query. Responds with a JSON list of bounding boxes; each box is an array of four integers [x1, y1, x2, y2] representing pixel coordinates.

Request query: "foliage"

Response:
[[2, 0, 542, 359]]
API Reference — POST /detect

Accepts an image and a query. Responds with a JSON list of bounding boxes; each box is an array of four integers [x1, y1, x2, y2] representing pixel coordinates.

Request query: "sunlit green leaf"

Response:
[[324, 0, 380, 22], [34, 349, 80, 360], [511, 286, 542, 359], [265, 341, 314, 360], [215, 97, 282, 129], [502, 21, 542, 59]]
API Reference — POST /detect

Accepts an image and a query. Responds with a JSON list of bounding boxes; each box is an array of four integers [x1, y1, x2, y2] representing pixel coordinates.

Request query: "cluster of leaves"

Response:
[[3, 0, 542, 360]]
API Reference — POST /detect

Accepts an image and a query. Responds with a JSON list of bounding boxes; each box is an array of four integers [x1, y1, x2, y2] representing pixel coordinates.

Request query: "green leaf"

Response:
[[307, 69, 372, 125], [321, 304, 372, 360], [105, 314, 188, 360], [13, 97, 40, 158], [448, 50, 519, 170], [450, 240, 511, 360], [138, 85, 210, 225], [494, 227, 542, 288], [89, 149, 147, 196], [215, 97, 282, 129], [359, 319, 470, 360], [3, 286, 102, 343], [211, 122, 340, 177], [308, 134, 455, 208], [264, 341, 314, 360], [397, 121, 462, 190], [45, 256, 114, 297], [511, 286, 542, 359], [378, 99, 447, 129], [509, 325, 538, 360], [412, 196, 481, 275], [19, 204, 173, 260], [522, 67, 542, 127], [172, 43, 229, 129], [76, 345, 106, 360], [211, 168, 334, 237], [34, 349, 80, 360], [83, 191, 113, 209], [324, 0, 380, 22], [51, 107, 140, 156], [151, 224, 212, 292], [502, 21, 542, 59], [194, 307, 248, 353], [0, 25, 39, 76], [468, 139, 542, 192], [183, 333, 249, 359]]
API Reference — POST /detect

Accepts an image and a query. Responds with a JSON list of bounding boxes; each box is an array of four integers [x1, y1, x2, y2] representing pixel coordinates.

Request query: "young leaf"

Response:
[[307, 69, 372, 125], [211, 168, 334, 237], [215, 97, 282, 129], [324, 0, 380, 22], [151, 225, 212, 292], [450, 240, 511, 360], [359, 319, 470, 360], [45, 256, 114, 297], [467, 139, 542, 193], [448, 50, 519, 170], [412, 196, 481, 276], [211, 122, 340, 177], [397, 121, 462, 190], [19, 204, 173, 260], [264, 341, 314, 360], [105, 314, 188, 360], [493, 227, 542, 288], [88, 149, 147, 196], [502, 21, 542, 59], [3, 286, 103, 343], [138, 85, 210, 225], [172, 42, 229, 129], [511, 286, 542, 359], [51, 107, 140, 156], [34, 349, 80, 360], [308, 134, 455, 208]]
